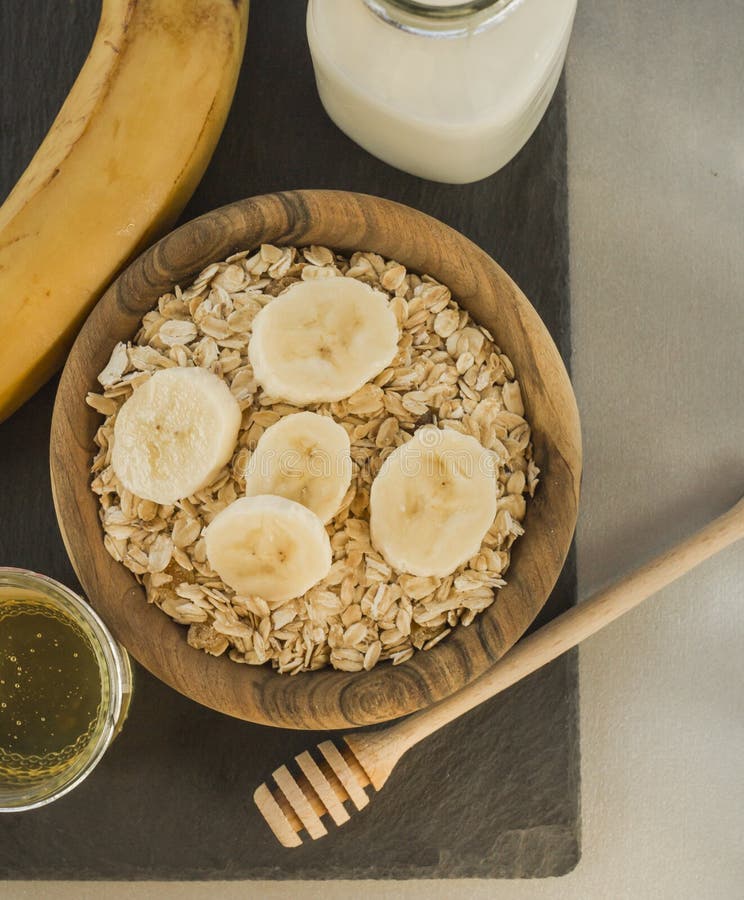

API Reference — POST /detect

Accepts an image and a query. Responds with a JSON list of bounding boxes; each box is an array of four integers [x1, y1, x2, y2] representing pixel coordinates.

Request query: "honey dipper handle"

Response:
[[382, 496, 744, 755]]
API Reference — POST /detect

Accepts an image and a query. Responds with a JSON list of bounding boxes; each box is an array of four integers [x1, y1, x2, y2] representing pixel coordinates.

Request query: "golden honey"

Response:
[[0, 570, 131, 811], [0, 597, 101, 785]]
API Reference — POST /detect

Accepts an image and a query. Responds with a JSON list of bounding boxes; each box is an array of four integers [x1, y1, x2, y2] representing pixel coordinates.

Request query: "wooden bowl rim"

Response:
[[50, 189, 581, 730]]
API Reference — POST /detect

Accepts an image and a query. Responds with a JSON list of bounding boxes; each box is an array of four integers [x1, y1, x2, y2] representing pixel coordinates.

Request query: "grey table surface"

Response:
[[3, 0, 744, 897]]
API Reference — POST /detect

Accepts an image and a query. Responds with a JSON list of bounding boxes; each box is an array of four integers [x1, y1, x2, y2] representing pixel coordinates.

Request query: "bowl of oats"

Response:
[[50, 190, 581, 730]]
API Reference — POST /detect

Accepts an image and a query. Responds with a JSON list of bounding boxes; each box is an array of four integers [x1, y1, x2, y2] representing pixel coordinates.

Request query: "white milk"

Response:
[[307, 0, 577, 183]]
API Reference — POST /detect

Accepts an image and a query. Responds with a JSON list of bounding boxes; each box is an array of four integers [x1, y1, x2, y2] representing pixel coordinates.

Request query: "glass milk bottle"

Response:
[[307, 0, 577, 184]]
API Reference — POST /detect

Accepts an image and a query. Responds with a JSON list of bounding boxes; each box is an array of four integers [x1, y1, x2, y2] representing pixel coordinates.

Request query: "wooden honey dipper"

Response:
[[254, 497, 744, 847]]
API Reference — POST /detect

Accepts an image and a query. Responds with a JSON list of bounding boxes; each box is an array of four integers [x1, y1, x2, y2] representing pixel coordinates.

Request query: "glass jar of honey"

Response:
[[0, 568, 132, 812]]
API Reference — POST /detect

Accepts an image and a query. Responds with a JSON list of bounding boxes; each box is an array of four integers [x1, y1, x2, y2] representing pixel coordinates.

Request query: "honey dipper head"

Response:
[[254, 740, 371, 847]]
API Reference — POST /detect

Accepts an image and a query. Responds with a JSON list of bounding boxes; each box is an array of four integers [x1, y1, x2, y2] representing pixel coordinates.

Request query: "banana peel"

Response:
[[0, 0, 249, 422]]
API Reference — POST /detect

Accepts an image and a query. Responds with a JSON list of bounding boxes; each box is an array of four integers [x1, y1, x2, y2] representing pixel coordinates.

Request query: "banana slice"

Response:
[[370, 426, 498, 578], [112, 366, 241, 505], [248, 278, 399, 404], [244, 411, 352, 523], [204, 495, 332, 602]]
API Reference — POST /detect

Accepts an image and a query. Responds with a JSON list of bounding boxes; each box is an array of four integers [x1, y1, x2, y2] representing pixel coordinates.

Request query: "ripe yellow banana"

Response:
[[0, 0, 249, 422]]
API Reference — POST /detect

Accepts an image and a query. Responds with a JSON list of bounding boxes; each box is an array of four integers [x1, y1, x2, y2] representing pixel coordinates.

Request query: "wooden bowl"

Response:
[[50, 190, 581, 730]]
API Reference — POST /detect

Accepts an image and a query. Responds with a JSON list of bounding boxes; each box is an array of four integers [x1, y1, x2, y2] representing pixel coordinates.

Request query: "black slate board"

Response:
[[0, 0, 579, 880]]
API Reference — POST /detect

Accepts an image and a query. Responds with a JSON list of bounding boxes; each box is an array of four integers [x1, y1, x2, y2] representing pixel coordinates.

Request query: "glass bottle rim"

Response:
[[363, 0, 522, 37], [0, 567, 132, 812]]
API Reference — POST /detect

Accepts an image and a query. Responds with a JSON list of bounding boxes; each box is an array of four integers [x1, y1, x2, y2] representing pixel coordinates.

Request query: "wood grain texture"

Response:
[[50, 189, 581, 730], [347, 496, 744, 778], [258, 496, 744, 846]]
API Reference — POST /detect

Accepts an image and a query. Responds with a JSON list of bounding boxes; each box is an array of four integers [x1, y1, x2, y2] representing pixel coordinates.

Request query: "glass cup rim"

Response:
[[0, 566, 131, 812]]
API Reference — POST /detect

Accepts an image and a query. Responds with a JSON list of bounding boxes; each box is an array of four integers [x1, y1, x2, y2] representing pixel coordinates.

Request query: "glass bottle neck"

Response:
[[362, 0, 521, 37]]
